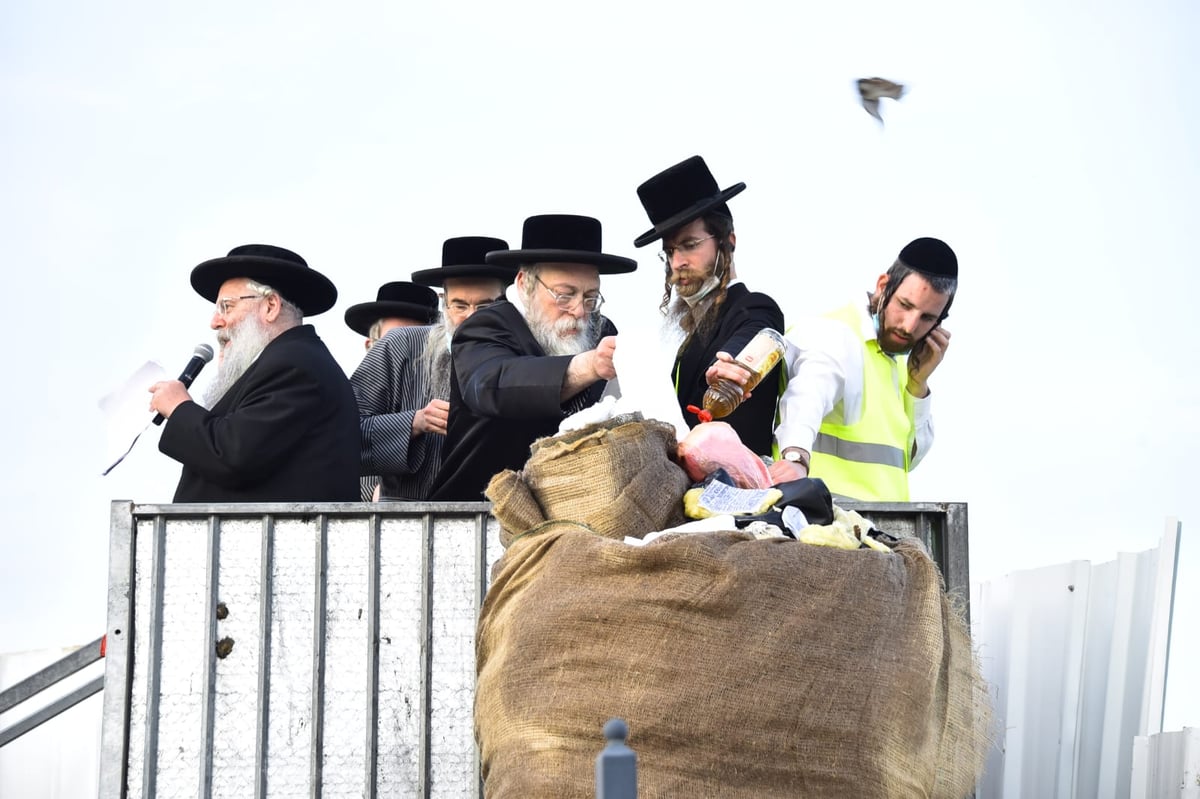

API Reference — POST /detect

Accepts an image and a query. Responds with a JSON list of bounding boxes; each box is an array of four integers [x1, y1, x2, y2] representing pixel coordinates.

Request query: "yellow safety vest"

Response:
[[808, 303, 915, 501]]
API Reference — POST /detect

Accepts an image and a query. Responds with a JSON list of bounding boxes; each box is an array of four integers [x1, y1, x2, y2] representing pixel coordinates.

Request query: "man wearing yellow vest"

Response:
[[768, 237, 957, 500]]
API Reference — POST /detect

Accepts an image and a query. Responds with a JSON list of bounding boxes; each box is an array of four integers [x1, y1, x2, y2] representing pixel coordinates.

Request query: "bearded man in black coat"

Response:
[[633, 156, 785, 456], [429, 215, 637, 502], [149, 244, 360, 503]]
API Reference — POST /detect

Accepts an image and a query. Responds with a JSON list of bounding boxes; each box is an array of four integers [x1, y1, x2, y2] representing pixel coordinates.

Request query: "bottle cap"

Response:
[[686, 404, 713, 423]]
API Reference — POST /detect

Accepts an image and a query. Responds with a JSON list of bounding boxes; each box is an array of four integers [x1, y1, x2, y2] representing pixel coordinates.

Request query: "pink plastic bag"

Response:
[[677, 421, 772, 489]]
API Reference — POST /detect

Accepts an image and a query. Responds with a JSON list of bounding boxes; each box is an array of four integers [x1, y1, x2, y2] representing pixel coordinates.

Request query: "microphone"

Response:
[[153, 343, 215, 425]]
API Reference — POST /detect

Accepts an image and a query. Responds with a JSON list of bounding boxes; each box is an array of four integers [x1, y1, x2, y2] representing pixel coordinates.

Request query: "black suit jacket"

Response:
[[430, 302, 617, 501], [674, 282, 785, 455], [160, 324, 361, 502]]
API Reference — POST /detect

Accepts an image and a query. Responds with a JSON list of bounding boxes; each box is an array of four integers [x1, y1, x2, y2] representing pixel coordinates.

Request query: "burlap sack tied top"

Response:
[[486, 413, 689, 546]]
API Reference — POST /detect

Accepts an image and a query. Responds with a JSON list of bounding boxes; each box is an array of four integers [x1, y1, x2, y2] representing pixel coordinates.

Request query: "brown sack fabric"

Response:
[[476, 525, 992, 798], [486, 414, 690, 545]]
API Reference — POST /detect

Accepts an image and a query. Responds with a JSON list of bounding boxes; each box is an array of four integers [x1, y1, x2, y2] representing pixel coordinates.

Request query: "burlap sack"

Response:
[[486, 414, 689, 545], [475, 525, 992, 798]]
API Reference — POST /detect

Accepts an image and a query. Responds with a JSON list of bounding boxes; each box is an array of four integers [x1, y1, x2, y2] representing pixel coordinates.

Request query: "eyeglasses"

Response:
[[658, 235, 716, 264], [215, 295, 263, 316], [444, 298, 501, 315], [535, 276, 604, 313]]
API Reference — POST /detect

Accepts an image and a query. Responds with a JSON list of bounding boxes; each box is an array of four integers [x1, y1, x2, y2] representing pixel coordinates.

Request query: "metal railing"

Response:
[[0, 636, 105, 748]]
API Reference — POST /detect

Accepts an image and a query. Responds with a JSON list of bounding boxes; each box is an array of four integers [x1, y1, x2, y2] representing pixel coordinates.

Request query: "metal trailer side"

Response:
[[98, 500, 968, 799]]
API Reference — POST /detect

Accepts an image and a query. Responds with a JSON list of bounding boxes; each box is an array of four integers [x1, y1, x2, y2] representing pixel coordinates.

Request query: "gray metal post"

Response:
[[595, 718, 636, 799]]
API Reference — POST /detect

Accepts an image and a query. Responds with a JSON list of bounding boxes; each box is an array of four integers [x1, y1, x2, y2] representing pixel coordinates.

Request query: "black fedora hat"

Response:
[[344, 282, 439, 337], [191, 244, 338, 316], [411, 236, 516, 287], [633, 155, 745, 248], [485, 214, 637, 274], [899, 237, 958, 279]]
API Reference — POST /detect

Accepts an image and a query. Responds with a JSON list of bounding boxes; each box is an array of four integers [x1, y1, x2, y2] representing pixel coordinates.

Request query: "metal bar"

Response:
[[142, 514, 169, 799], [310, 514, 328, 799], [254, 515, 275, 799], [418, 512, 435, 799], [199, 514, 222, 799], [0, 636, 104, 714], [365, 512, 381, 799], [99, 500, 136, 799], [0, 675, 105, 747], [474, 511, 489, 799]]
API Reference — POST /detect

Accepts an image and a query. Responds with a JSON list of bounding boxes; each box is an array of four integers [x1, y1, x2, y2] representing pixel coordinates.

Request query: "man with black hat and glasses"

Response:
[[429, 214, 636, 502], [633, 155, 785, 456], [770, 238, 958, 501], [350, 237, 514, 501], [148, 244, 360, 502]]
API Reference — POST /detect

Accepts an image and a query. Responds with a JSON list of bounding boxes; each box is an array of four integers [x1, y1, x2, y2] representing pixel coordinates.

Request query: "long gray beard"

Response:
[[201, 315, 272, 408], [527, 303, 599, 357], [418, 319, 453, 399], [663, 291, 719, 343]]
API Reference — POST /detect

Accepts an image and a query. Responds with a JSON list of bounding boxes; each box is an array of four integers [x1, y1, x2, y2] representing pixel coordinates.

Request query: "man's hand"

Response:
[[562, 335, 618, 401], [591, 335, 617, 381], [705, 351, 752, 398], [412, 398, 450, 437], [907, 325, 951, 398], [768, 458, 808, 483], [148, 380, 192, 420]]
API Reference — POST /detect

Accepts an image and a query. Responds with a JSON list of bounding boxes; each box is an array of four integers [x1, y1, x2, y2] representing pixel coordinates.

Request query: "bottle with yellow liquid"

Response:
[[690, 328, 786, 422]]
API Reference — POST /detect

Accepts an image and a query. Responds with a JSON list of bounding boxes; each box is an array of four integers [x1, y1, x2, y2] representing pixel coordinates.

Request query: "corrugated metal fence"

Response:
[[99, 500, 969, 799]]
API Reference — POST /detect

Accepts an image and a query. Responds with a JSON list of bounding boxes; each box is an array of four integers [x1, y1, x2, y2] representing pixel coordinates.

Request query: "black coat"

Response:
[[430, 302, 617, 501], [674, 282, 785, 455], [160, 325, 361, 503]]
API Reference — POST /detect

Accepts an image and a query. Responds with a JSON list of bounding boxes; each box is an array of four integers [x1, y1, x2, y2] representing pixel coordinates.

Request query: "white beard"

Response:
[[201, 313, 272, 408], [418, 317, 454, 399], [526, 300, 598, 357]]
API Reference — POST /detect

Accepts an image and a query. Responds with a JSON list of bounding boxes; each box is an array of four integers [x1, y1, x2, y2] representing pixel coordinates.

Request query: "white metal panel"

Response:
[[1129, 727, 1200, 799], [973, 519, 1182, 799]]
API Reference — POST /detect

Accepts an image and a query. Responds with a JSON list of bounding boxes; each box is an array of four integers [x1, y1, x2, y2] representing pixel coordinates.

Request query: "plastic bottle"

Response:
[[690, 328, 786, 422]]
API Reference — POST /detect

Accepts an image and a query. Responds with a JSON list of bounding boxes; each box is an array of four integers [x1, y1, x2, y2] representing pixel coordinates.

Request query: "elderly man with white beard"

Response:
[[148, 244, 360, 503], [349, 236, 514, 501], [429, 215, 637, 502]]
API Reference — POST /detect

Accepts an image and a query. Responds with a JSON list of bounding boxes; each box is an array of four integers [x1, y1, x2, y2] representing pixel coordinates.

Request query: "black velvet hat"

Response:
[[344, 282, 438, 336], [898, 238, 958, 279], [410, 236, 517, 287], [191, 244, 338, 316], [485, 215, 637, 274], [633, 156, 745, 248]]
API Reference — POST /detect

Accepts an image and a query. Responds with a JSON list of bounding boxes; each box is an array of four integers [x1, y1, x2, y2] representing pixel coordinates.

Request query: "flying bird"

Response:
[[857, 77, 905, 125]]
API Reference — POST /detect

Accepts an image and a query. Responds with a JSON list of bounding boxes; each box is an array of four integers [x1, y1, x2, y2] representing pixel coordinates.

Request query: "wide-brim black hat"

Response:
[[485, 214, 637, 274], [411, 236, 517, 287], [344, 281, 439, 336], [633, 155, 745, 248], [191, 244, 338, 316], [898, 237, 958, 280]]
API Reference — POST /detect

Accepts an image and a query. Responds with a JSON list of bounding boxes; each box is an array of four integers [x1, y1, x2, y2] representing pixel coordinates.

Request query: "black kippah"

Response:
[[898, 237, 957, 279]]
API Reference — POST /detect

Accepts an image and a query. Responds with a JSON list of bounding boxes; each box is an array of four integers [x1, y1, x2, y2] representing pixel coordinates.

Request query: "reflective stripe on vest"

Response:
[[807, 302, 913, 501]]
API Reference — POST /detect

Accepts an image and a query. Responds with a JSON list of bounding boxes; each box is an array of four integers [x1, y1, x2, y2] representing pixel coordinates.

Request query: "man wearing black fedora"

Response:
[[350, 236, 515, 501], [344, 281, 439, 352], [634, 155, 785, 456], [429, 214, 636, 502], [149, 243, 360, 503], [344, 281, 440, 500], [770, 237, 958, 501]]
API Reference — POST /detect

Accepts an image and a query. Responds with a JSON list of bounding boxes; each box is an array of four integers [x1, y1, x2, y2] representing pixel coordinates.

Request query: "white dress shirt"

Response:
[[774, 298, 934, 467]]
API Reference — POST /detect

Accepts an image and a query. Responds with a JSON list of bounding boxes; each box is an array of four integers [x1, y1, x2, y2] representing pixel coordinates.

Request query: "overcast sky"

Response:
[[2, 1, 1197, 730]]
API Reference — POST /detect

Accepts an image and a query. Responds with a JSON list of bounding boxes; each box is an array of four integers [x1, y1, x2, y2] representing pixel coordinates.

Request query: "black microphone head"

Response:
[[194, 343, 215, 363]]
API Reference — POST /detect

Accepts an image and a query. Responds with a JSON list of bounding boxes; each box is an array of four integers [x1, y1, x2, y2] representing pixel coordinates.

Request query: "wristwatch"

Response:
[[781, 447, 810, 469]]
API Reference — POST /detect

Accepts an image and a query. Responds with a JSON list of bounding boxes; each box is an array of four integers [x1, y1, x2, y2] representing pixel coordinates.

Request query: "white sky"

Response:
[[2, 1, 1197, 730]]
